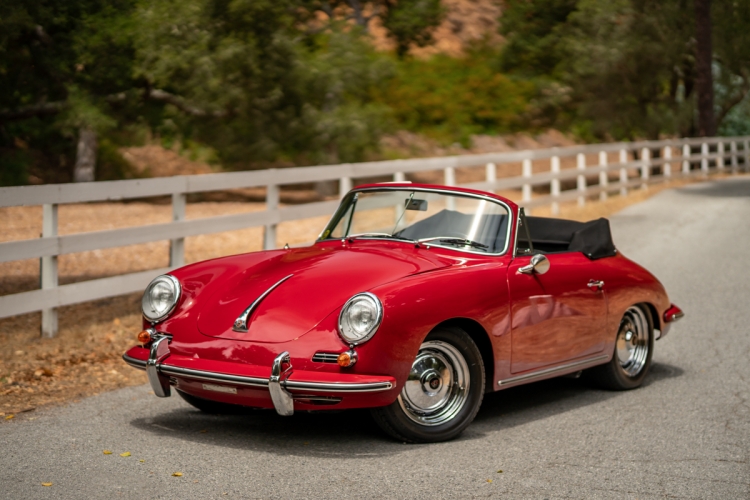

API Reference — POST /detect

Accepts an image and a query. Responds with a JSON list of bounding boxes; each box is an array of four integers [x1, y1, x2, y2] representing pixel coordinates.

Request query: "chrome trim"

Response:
[[312, 352, 341, 363], [147, 336, 172, 397], [498, 354, 609, 386], [518, 254, 550, 275], [284, 380, 393, 393], [587, 280, 605, 290], [142, 274, 181, 323], [292, 395, 343, 405], [232, 274, 294, 332], [269, 352, 295, 416], [319, 186, 514, 257], [122, 354, 147, 370], [398, 340, 471, 427], [159, 365, 269, 388], [668, 311, 684, 322], [616, 306, 650, 377], [145, 359, 393, 393], [337, 292, 383, 345]]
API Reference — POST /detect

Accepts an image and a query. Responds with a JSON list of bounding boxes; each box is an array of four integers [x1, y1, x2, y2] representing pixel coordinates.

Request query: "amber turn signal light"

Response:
[[337, 350, 357, 367], [137, 330, 152, 344]]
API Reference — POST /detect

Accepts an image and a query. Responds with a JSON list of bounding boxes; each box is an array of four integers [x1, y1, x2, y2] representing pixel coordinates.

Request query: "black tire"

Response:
[[371, 327, 485, 443], [176, 389, 247, 414], [586, 304, 654, 390]]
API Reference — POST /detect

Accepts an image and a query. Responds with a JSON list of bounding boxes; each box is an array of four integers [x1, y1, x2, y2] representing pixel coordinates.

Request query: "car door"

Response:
[[507, 251, 607, 374]]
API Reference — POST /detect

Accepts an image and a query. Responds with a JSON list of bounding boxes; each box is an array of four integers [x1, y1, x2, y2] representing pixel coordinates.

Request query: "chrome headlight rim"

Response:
[[337, 292, 383, 346], [141, 274, 181, 323]]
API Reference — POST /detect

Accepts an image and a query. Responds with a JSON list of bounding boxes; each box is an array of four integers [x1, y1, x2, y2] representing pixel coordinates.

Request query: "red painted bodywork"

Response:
[[124, 182, 678, 410]]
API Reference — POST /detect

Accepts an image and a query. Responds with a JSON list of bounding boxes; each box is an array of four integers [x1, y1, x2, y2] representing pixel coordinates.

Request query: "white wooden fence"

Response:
[[1, 135, 748, 337]]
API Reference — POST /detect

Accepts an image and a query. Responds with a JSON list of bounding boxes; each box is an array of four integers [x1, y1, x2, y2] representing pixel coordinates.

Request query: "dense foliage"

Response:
[[1, 0, 748, 185], [379, 47, 533, 145], [499, 0, 750, 140]]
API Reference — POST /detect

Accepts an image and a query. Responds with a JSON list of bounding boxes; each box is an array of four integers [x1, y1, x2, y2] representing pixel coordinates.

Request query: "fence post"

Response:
[[701, 142, 709, 175], [576, 153, 586, 207], [619, 149, 628, 197], [717, 141, 725, 172], [169, 192, 186, 268], [730, 141, 738, 173], [40, 203, 58, 338], [444, 167, 456, 210], [664, 146, 672, 179], [485, 162, 496, 190], [339, 176, 352, 199], [263, 184, 279, 251], [393, 172, 406, 182], [522, 158, 532, 215], [551, 156, 560, 215], [682, 143, 691, 175], [599, 151, 608, 201], [522, 159, 532, 202], [641, 147, 650, 189]]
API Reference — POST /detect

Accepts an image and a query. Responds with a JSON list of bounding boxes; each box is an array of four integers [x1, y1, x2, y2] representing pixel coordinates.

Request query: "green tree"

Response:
[[498, 0, 750, 140]]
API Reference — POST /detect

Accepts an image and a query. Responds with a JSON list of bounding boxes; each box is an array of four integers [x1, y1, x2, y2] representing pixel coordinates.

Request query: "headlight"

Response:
[[142, 275, 181, 322], [338, 292, 383, 345]]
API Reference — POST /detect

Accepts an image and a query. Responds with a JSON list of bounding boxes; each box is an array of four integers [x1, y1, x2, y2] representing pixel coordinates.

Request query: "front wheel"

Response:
[[371, 327, 485, 443], [586, 305, 654, 390]]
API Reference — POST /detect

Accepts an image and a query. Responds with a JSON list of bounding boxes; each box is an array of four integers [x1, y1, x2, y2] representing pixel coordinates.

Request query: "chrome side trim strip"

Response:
[[233, 274, 294, 332], [498, 354, 609, 386], [123, 354, 147, 370]]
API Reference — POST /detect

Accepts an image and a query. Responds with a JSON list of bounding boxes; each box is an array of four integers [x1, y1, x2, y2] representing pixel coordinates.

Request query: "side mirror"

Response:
[[518, 254, 550, 275]]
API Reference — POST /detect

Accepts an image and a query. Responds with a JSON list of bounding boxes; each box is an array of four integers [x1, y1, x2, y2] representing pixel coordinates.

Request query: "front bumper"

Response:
[[123, 336, 395, 415]]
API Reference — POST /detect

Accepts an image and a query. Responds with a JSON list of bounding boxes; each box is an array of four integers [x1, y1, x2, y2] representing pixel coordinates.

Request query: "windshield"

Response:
[[319, 188, 511, 254]]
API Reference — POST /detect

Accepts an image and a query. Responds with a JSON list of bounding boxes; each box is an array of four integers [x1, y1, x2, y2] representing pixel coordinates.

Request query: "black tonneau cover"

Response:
[[526, 216, 617, 260]]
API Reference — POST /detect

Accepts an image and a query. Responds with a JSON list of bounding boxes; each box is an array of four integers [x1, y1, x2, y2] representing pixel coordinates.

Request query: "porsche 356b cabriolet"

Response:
[[123, 183, 683, 443]]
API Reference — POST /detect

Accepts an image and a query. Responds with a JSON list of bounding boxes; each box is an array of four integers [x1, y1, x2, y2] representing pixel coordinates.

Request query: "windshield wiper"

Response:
[[347, 233, 416, 243], [418, 236, 489, 250]]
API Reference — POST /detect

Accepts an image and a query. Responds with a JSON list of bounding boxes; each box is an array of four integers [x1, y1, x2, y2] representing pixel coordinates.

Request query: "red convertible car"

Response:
[[124, 183, 683, 443]]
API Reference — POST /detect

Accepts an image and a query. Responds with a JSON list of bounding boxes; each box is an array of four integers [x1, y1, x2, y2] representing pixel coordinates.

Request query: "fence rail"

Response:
[[1, 135, 748, 336]]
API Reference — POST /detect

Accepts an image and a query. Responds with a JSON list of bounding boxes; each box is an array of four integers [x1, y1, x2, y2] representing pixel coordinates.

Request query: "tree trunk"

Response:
[[73, 127, 97, 182], [694, 0, 715, 136]]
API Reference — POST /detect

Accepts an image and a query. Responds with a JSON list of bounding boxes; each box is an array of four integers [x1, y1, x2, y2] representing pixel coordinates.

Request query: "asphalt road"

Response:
[[2, 177, 749, 499]]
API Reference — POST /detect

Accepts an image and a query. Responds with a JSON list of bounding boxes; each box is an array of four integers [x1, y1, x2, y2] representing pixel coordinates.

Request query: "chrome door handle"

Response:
[[587, 280, 604, 290]]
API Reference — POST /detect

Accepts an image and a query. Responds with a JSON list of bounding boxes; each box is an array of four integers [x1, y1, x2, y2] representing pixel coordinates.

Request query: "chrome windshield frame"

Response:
[[318, 186, 514, 257]]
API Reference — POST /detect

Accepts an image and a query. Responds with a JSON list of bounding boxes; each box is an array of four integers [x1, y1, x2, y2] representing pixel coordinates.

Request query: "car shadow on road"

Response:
[[129, 361, 683, 457], [467, 361, 684, 438]]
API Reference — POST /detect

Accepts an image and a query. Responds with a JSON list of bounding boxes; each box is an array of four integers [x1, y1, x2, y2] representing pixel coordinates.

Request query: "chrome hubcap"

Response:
[[398, 340, 470, 426], [616, 307, 650, 377]]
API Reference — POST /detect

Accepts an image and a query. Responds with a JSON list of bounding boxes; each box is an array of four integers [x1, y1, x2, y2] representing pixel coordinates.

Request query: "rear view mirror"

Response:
[[405, 198, 428, 211], [518, 254, 550, 275]]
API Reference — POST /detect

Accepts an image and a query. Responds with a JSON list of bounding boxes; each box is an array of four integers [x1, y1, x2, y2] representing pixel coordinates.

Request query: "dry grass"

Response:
[[0, 173, 714, 420]]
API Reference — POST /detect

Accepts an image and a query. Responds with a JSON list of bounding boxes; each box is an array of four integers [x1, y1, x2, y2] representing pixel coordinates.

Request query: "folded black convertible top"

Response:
[[526, 216, 617, 260]]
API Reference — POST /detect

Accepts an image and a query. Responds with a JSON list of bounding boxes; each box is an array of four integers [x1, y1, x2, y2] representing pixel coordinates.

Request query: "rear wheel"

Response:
[[587, 305, 654, 390], [371, 327, 485, 443], [177, 389, 246, 414]]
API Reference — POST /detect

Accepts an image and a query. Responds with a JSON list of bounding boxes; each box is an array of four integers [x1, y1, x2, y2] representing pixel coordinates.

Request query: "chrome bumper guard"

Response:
[[122, 336, 393, 416]]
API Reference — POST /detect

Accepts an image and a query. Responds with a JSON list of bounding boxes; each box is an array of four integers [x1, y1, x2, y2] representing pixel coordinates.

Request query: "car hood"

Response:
[[196, 243, 452, 343]]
